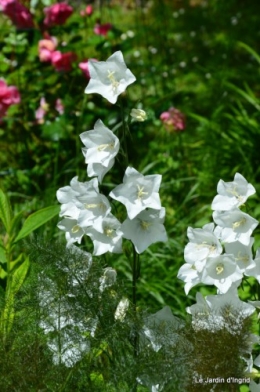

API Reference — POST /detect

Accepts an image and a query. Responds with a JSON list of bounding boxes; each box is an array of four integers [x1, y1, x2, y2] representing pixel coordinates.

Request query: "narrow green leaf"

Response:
[[238, 41, 260, 65], [9, 210, 24, 240], [14, 205, 60, 243], [0, 189, 12, 233], [11, 256, 30, 294]]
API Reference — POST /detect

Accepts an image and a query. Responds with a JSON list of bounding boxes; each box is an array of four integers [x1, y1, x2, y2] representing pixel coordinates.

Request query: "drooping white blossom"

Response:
[[225, 238, 254, 273], [211, 172, 256, 211], [85, 51, 136, 104], [76, 191, 111, 232], [109, 167, 162, 219], [80, 119, 119, 168], [187, 287, 255, 334], [177, 263, 202, 294], [121, 208, 167, 253], [99, 267, 117, 292], [57, 177, 99, 219], [245, 249, 260, 282], [87, 159, 115, 183], [213, 208, 258, 246], [184, 223, 222, 271], [57, 217, 85, 245], [202, 254, 243, 293], [85, 214, 123, 255]]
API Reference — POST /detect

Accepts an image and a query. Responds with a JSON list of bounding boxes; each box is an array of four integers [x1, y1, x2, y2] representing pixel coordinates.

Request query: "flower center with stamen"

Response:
[[216, 263, 224, 275], [97, 142, 114, 151], [137, 185, 148, 200], [140, 220, 152, 230], [197, 242, 216, 254], [236, 251, 249, 265], [107, 69, 120, 92], [71, 225, 80, 233], [104, 227, 114, 237], [227, 186, 244, 203], [84, 202, 106, 212], [232, 217, 246, 230]]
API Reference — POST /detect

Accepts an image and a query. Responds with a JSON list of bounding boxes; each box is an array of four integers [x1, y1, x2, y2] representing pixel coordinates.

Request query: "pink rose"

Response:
[[94, 22, 112, 36], [38, 35, 58, 62], [0, 0, 34, 29], [0, 78, 20, 118], [51, 51, 77, 72], [160, 107, 186, 132], [43, 2, 73, 27], [78, 58, 97, 79]]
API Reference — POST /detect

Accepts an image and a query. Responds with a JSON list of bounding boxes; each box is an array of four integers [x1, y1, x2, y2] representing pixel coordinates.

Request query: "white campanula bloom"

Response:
[[225, 238, 254, 273], [109, 167, 162, 219], [143, 306, 184, 352], [87, 158, 115, 183], [213, 208, 258, 246], [76, 191, 111, 232], [85, 214, 123, 255], [57, 217, 85, 245], [99, 267, 117, 292], [187, 287, 255, 334], [211, 172, 256, 211], [80, 119, 120, 168], [202, 254, 243, 293], [85, 51, 136, 104], [57, 177, 99, 219], [184, 223, 222, 271], [177, 263, 202, 294], [121, 208, 167, 254], [245, 249, 260, 282]]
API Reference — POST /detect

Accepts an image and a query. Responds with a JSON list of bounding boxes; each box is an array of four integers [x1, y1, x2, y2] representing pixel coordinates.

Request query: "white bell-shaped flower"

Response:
[[202, 254, 243, 293], [85, 51, 136, 104], [109, 167, 162, 219], [85, 214, 123, 255], [121, 207, 167, 253], [213, 208, 258, 245], [80, 119, 120, 168], [211, 173, 255, 211], [184, 223, 222, 271]]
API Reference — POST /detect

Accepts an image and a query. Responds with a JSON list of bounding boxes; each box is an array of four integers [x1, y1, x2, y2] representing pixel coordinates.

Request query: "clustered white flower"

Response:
[[57, 51, 167, 256], [178, 173, 258, 294], [178, 173, 260, 389]]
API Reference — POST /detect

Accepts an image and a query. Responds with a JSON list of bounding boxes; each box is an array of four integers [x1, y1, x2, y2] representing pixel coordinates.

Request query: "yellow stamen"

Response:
[[232, 217, 246, 230], [216, 263, 224, 275], [137, 185, 148, 200], [71, 225, 80, 233], [107, 69, 120, 92]]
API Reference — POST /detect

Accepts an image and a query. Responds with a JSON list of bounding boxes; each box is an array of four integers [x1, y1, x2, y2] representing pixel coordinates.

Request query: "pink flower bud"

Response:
[[43, 2, 73, 28]]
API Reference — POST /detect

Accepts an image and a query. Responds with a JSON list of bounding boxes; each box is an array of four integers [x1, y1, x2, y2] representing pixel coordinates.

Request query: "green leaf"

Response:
[[0, 244, 7, 265], [0, 189, 12, 233], [14, 205, 60, 243], [11, 256, 30, 294], [238, 41, 260, 65], [9, 210, 24, 240]]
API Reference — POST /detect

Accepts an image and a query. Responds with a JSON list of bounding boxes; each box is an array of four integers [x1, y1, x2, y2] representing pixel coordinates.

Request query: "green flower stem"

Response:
[[119, 98, 129, 167]]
